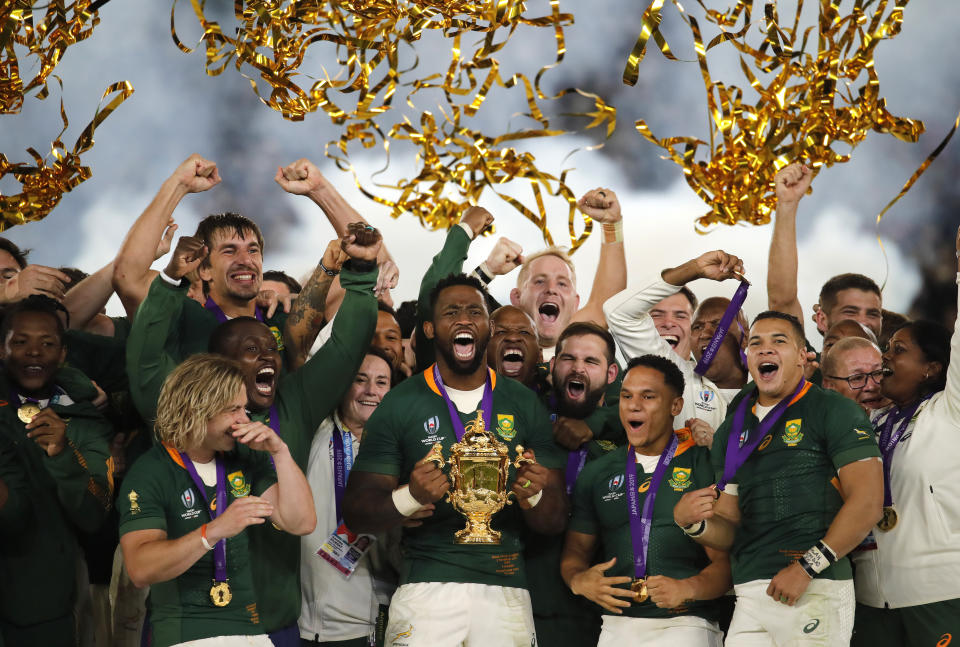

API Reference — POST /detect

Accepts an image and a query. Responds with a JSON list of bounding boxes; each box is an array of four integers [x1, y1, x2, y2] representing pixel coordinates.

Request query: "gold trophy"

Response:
[[424, 411, 533, 544]]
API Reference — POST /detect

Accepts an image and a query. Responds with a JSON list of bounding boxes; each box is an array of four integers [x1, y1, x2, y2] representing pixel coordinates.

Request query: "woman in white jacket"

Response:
[[851, 245, 960, 645]]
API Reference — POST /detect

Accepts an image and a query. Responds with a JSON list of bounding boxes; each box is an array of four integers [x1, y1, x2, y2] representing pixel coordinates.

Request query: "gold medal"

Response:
[[210, 581, 232, 607], [877, 505, 899, 532], [17, 403, 41, 424], [631, 578, 648, 603]]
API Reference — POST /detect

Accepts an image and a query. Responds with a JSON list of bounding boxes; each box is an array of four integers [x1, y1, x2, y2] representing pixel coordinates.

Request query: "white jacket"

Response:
[[852, 277, 960, 608], [298, 414, 398, 642], [603, 279, 729, 431]]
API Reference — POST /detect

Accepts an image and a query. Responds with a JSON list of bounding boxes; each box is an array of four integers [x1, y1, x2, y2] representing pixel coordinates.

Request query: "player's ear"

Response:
[[670, 396, 684, 417], [423, 320, 435, 340]]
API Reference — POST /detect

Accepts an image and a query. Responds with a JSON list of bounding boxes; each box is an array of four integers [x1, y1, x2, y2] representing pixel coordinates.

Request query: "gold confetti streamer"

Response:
[[172, 0, 616, 251], [627, 0, 935, 231], [0, 81, 134, 230]]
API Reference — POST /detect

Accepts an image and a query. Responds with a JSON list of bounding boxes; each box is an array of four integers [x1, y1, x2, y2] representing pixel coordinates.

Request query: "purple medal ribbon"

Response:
[[565, 448, 588, 496], [694, 281, 749, 376], [204, 296, 265, 323], [179, 452, 229, 585], [717, 378, 806, 491], [432, 364, 493, 441], [625, 433, 679, 581], [331, 420, 355, 523], [877, 395, 930, 507]]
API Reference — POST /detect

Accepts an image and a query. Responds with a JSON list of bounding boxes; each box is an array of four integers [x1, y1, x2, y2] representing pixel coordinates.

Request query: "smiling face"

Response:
[[373, 310, 404, 370], [650, 292, 694, 359], [339, 353, 392, 430], [823, 345, 888, 411], [510, 254, 580, 348], [487, 306, 541, 384], [2, 310, 66, 397], [216, 319, 282, 411], [202, 387, 249, 454], [746, 317, 807, 406], [425, 284, 491, 376], [619, 365, 683, 453], [880, 327, 941, 407], [690, 297, 746, 382], [818, 288, 882, 337], [551, 333, 616, 418], [199, 228, 263, 304]]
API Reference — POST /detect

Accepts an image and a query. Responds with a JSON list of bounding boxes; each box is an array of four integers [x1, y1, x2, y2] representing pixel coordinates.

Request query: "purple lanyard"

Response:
[[203, 296, 265, 323], [331, 420, 355, 523], [693, 281, 749, 376], [432, 364, 493, 441], [625, 433, 679, 580], [877, 395, 930, 506], [717, 378, 806, 491], [179, 452, 228, 583], [565, 448, 588, 496]]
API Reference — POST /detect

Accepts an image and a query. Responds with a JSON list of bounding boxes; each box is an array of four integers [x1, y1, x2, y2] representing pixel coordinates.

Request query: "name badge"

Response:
[[316, 522, 375, 578]]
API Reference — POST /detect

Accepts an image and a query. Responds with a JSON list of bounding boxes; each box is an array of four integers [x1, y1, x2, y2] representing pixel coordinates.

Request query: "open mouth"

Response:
[[627, 419, 644, 431], [357, 399, 379, 409], [538, 302, 560, 323], [757, 362, 779, 380], [501, 347, 525, 376], [662, 334, 679, 349], [254, 366, 276, 395], [453, 331, 476, 362], [230, 269, 257, 284], [882, 367, 893, 378], [566, 378, 587, 400], [24, 364, 46, 376]]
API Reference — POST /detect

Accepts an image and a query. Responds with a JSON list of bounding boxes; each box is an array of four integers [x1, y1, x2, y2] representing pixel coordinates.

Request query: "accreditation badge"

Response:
[[316, 522, 376, 578]]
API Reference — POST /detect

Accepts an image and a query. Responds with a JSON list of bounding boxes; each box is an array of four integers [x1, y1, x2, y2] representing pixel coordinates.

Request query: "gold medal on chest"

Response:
[[210, 580, 232, 607], [877, 505, 898, 532], [17, 403, 41, 424], [631, 578, 648, 603]]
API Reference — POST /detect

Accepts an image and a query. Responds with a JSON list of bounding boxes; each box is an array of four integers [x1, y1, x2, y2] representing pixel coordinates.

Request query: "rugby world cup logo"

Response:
[[180, 488, 195, 509], [424, 416, 439, 435]]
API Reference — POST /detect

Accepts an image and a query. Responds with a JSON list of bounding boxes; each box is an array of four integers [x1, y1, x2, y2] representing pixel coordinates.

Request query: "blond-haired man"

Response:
[[119, 355, 315, 647]]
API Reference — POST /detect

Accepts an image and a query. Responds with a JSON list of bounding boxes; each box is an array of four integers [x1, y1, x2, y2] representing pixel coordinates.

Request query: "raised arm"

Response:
[[112, 155, 220, 317], [942, 229, 960, 418], [767, 163, 813, 324], [572, 188, 626, 328]]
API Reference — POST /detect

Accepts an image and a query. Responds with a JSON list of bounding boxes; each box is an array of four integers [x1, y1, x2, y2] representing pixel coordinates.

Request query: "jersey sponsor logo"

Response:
[[496, 414, 516, 441], [937, 634, 952, 647], [128, 490, 141, 515], [802, 619, 820, 634], [268, 326, 285, 351], [668, 467, 692, 491], [757, 434, 773, 451], [638, 476, 652, 493], [782, 419, 803, 446], [228, 471, 251, 497]]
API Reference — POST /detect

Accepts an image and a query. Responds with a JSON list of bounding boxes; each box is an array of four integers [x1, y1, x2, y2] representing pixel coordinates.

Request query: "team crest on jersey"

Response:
[[496, 414, 516, 441], [668, 467, 693, 491], [128, 490, 141, 515], [228, 471, 251, 497], [268, 326, 285, 351], [597, 439, 617, 452], [181, 488, 195, 509], [782, 419, 803, 446]]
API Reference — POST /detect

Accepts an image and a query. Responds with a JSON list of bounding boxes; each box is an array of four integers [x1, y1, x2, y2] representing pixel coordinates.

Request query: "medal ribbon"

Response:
[[693, 281, 749, 376], [431, 364, 493, 442], [625, 433, 679, 581], [564, 447, 588, 496], [179, 452, 229, 584], [717, 378, 806, 491], [203, 296, 265, 323], [877, 395, 931, 507], [332, 419, 355, 524]]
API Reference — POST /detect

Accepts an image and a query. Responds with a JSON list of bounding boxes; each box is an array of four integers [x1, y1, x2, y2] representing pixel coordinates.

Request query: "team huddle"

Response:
[[1, 156, 957, 647]]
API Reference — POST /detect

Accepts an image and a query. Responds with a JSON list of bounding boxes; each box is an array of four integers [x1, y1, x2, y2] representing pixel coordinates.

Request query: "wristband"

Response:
[[799, 543, 833, 577], [471, 262, 495, 286], [526, 490, 542, 508], [679, 519, 707, 537], [159, 271, 185, 287], [817, 540, 838, 563], [200, 524, 214, 551], [601, 221, 623, 244], [318, 259, 340, 277], [458, 221, 476, 240], [392, 485, 424, 517]]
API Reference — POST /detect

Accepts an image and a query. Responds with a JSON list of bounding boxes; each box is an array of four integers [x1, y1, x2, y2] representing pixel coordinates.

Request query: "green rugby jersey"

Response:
[[118, 444, 277, 647], [351, 367, 563, 588], [711, 381, 879, 584], [570, 434, 722, 621]]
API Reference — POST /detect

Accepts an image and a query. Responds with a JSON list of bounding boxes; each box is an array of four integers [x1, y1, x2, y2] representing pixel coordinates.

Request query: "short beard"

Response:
[[437, 338, 490, 376], [552, 377, 606, 419]]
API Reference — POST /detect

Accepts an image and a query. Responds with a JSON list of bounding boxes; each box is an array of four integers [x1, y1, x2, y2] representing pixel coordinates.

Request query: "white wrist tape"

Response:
[[526, 490, 542, 508], [392, 485, 424, 517]]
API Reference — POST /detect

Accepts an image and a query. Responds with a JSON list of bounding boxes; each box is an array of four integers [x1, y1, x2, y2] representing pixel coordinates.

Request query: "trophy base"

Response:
[[454, 521, 502, 544]]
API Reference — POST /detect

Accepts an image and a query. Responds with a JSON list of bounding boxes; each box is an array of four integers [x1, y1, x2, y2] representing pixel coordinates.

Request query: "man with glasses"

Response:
[[822, 337, 890, 412]]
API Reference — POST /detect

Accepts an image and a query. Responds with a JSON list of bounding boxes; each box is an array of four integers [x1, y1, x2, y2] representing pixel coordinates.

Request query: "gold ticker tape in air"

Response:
[[625, 0, 956, 231], [171, 0, 616, 252], [1, 1, 132, 230]]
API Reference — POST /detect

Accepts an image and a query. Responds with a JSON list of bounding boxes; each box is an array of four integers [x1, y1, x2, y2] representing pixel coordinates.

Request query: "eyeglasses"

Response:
[[826, 369, 884, 390]]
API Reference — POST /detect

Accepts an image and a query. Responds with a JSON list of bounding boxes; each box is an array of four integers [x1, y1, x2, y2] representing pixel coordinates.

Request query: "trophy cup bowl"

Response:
[[424, 411, 534, 544]]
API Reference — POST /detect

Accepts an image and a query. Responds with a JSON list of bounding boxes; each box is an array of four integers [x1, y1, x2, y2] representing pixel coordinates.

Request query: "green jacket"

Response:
[[0, 369, 113, 639]]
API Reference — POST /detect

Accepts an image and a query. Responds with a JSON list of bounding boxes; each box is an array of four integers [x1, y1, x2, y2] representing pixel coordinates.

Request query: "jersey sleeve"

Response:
[[118, 459, 169, 535], [351, 391, 404, 477], [245, 446, 279, 497], [568, 462, 600, 535], [821, 392, 882, 469]]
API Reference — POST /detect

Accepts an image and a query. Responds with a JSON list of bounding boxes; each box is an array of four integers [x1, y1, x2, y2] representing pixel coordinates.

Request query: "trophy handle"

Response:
[[423, 442, 445, 469], [513, 444, 535, 469]]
